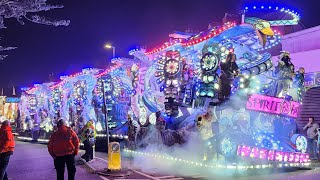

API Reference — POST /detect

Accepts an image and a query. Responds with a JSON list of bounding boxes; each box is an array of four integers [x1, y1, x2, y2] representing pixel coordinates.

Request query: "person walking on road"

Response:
[[48, 119, 80, 180], [0, 120, 15, 180], [80, 120, 96, 162]]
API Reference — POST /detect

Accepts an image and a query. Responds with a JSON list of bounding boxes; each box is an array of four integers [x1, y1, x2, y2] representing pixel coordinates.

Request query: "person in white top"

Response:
[[303, 117, 319, 159]]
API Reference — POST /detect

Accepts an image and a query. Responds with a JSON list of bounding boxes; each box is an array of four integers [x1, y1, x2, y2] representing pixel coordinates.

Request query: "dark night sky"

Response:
[[0, 0, 319, 94]]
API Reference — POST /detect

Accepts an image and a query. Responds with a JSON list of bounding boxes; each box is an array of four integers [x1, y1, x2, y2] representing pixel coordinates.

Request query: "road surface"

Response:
[[6, 140, 320, 180], [6, 140, 101, 180]]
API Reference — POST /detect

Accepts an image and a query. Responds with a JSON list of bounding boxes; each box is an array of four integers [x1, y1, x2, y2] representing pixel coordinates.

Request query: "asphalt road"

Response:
[[5, 140, 320, 180], [6, 140, 101, 180]]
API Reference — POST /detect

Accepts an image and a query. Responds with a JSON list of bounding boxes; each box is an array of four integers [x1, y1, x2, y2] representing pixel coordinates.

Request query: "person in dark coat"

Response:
[[219, 52, 239, 101]]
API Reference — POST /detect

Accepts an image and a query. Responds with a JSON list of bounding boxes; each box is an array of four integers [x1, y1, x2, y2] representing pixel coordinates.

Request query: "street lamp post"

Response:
[[101, 80, 110, 151], [105, 44, 116, 58]]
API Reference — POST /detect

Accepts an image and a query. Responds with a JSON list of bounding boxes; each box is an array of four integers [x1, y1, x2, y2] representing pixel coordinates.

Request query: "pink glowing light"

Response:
[[250, 147, 259, 158], [283, 152, 289, 162], [268, 150, 275, 161], [259, 149, 268, 159], [275, 151, 284, 162], [145, 22, 236, 55], [289, 153, 295, 162], [246, 94, 300, 118], [238, 145, 251, 157], [300, 154, 309, 163], [237, 145, 309, 163]]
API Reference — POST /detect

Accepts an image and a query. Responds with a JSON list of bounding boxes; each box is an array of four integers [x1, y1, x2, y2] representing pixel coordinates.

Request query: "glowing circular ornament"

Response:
[[148, 113, 157, 125], [165, 60, 179, 74], [220, 137, 236, 157], [291, 134, 307, 153], [220, 46, 226, 52], [201, 53, 219, 72], [202, 55, 215, 70]]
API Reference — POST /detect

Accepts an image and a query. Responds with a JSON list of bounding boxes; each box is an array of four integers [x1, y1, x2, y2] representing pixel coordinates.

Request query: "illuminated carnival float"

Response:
[[0, 91, 20, 123], [19, 4, 310, 169]]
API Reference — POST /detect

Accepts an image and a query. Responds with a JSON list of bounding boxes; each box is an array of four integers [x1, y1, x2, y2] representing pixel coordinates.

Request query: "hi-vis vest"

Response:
[[0, 126, 15, 154]]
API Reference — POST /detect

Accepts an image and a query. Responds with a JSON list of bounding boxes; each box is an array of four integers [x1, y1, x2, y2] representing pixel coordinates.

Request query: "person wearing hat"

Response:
[[274, 51, 295, 97], [48, 119, 79, 180], [0, 120, 15, 180]]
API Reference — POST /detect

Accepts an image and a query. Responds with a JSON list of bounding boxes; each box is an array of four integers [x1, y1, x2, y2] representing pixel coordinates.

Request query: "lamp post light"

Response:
[[105, 44, 116, 58]]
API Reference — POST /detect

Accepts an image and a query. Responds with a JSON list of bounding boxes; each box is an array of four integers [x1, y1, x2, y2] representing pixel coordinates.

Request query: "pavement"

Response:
[[8, 140, 320, 180]]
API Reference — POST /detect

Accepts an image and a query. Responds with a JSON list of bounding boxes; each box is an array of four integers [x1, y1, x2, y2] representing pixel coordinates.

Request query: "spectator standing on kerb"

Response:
[[0, 120, 15, 180], [81, 120, 96, 162], [303, 117, 319, 160], [48, 119, 80, 180]]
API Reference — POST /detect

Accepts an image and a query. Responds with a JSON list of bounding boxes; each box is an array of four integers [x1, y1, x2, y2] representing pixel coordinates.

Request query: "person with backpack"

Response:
[[48, 119, 79, 180]]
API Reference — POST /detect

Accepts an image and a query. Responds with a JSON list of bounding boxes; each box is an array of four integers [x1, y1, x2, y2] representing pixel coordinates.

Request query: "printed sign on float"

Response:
[[303, 71, 320, 88], [246, 94, 300, 118], [5, 97, 21, 103], [237, 145, 309, 163]]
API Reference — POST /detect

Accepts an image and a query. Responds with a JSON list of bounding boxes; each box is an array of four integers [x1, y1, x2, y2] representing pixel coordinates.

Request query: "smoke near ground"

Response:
[[125, 95, 287, 179]]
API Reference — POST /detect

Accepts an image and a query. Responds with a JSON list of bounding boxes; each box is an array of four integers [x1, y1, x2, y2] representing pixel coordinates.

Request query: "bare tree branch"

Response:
[[0, 0, 69, 60]]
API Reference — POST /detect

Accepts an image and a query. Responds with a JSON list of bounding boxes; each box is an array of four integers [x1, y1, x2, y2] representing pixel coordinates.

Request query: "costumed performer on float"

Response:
[[195, 107, 216, 161], [219, 51, 240, 101], [292, 67, 305, 102], [273, 51, 295, 97]]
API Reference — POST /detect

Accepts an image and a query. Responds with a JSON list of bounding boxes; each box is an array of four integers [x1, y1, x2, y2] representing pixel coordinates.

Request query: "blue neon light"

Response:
[[243, 4, 301, 18]]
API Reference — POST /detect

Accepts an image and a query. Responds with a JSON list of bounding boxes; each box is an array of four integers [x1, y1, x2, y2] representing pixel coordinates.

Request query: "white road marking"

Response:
[[185, 173, 206, 179], [95, 157, 108, 163], [157, 176, 176, 179], [99, 175, 110, 180], [192, 175, 206, 178], [131, 169, 161, 180]]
